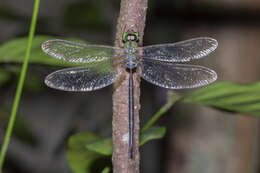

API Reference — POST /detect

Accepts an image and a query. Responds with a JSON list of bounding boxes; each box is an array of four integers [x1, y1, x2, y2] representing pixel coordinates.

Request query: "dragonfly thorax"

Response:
[[124, 40, 138, 69]]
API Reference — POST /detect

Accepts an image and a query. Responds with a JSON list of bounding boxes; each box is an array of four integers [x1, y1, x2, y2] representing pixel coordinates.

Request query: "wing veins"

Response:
[[139, 37, 218, 62]]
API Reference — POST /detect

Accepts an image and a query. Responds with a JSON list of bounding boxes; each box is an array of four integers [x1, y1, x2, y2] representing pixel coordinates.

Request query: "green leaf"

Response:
[[86, 126, 166, 156], [140, 126, 166, 146], [181, 82, 260, 116], [0, 35, 85, 67], [101, 167, 110, 173], [86, 138, 112, 156], [67, 133, 106, 173]]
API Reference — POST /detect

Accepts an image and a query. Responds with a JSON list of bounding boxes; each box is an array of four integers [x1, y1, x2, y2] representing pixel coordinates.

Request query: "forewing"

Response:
[[140, 37, 218, 62], [42, 39, 122, 63], [45, 60, 122, 91], [141, 60, 217, 89]]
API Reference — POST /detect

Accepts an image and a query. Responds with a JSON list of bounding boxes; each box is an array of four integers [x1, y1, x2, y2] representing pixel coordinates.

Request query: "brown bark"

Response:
[[112, 0, 148, 172]]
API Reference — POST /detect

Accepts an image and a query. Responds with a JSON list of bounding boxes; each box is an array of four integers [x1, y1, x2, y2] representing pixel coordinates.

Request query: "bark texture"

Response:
[[112, 0, 148, 172]]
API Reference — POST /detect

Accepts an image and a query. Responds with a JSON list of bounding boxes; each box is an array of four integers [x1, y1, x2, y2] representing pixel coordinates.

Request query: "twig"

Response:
[[141, 91, 180, 132], [112, 0, 148, 172]]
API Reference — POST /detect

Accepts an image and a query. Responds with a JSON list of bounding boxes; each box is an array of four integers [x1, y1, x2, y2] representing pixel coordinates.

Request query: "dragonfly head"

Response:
[[122, 30, 139, 43]]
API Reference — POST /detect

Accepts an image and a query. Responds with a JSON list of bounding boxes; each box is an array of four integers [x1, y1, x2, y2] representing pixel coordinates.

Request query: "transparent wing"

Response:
[[42, 39, 122, 63], [45, 60, 122, 91], [140, 37, 218, 62], [141, 60, 217, 89]]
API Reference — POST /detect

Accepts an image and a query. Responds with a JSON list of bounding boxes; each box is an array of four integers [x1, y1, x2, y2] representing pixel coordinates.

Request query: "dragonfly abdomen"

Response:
[[125, 54, 138, 69]]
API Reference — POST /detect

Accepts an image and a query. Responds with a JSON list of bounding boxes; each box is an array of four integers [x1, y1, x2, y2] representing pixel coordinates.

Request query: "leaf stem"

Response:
[[141, 91, 180, 132], [0, 0, 40, 171]]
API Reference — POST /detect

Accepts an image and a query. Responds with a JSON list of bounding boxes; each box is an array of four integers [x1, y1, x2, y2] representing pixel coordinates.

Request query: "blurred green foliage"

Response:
[[66, 132, 110, 173], [0, 36, 90, 89], [0, 36, 87, 66], [67, 126, 165, 172], [101, 167, 110, 173], [85, 126, 166, 156], [182, 82, 260, 116]]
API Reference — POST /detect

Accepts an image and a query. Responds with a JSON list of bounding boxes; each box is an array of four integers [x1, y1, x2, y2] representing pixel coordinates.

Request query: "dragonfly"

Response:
[[42, 30, 218, 159]]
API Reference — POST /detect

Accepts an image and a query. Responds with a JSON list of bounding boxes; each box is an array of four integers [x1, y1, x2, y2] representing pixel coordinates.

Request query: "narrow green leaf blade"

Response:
[[0, 0, 40, 170], [181, 82, 260, 116]]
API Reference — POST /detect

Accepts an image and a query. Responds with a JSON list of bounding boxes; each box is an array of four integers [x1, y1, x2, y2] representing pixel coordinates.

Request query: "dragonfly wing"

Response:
[[42, 39, 122, 63], [140, 60, 217, 89], [140, 37, 218, 62], [45, 60, 122, 91]]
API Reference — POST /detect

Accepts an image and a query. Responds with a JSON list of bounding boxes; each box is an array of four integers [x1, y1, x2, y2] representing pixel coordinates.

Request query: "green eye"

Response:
[[133, 32, 139, 41], [122, 32, 128, 42]]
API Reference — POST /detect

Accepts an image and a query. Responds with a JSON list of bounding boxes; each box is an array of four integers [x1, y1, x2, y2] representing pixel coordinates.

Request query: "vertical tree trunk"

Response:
[[112, 0, 148, 172]]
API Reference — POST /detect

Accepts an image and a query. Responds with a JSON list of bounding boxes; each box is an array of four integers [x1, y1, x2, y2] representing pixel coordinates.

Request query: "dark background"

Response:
[[0, 0, 260, 172]]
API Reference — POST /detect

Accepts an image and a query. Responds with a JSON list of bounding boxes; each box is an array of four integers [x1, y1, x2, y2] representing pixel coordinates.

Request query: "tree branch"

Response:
[[112, 0, 148, 172]]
